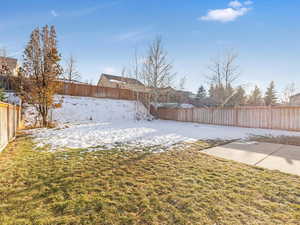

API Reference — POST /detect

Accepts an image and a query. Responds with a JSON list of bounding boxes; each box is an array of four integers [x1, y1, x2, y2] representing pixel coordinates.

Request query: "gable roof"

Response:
[[0, 57, 17, 68], [291, 93, 300, 98], [100, 74, 144, 86]]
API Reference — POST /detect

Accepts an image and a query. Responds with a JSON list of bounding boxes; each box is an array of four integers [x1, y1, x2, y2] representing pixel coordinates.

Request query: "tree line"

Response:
[[196, 81, 280, 107], [0, 24, 297, 127], [194, 49, 295, 107]]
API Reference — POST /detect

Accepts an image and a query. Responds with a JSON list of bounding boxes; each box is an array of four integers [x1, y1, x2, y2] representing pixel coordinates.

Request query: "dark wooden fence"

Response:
[[157, 106, 300, 132]]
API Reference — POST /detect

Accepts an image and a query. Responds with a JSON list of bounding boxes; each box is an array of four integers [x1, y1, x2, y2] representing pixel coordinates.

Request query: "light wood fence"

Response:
[[157, 106, 300, 132], [0, 102, 22, 152]]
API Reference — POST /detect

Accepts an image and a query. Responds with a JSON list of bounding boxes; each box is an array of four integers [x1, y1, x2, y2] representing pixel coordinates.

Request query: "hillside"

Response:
[[24, 95, 150, 127]]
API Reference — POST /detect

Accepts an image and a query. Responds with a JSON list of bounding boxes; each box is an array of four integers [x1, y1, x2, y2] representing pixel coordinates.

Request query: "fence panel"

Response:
[[56, 82, 149, 102], [157, 106, 300, 132], [0, 102, 21, 152]]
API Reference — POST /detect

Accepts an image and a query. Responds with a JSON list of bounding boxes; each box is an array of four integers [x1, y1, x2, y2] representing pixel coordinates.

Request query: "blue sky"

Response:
[[1, 0, 300, 94]]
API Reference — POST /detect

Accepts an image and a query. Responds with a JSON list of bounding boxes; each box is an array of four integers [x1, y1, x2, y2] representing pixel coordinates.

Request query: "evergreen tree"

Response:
[[264, 81, 277, 106], [0, 88, 6, 101], [196, 85, 206, 99], [248, 85, 263, 105], [208, 84, 214, 98], [230, 85, 246, 106], [213, 84, 226, 104]]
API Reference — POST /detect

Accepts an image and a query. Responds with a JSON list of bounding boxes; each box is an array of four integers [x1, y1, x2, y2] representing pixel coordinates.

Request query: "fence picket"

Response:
[[157, 106, 300, 132]]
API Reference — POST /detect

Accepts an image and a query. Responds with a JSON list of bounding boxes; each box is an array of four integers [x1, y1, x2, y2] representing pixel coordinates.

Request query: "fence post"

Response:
[[211, 108, 214, 124], [192, 108, 194, 122], [235, 106, 239, 127], [268, 105, 272, 129], [7, 105, 9, 142]]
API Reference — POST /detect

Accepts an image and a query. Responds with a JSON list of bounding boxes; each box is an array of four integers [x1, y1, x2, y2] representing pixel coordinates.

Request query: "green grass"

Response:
[[0, 136, 300, 225]]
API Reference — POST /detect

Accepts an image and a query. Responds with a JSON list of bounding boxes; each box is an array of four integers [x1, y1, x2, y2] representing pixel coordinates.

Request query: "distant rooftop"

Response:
[[100, 73, 144, 86], [0, 57, 17, 67]]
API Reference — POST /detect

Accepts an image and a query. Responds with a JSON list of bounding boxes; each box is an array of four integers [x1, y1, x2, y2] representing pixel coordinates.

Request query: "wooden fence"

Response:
[[157, 106, 300, 132], [56, 82, 148, 100], [56, 82, 151, 109], [0, 102, 22, 152]]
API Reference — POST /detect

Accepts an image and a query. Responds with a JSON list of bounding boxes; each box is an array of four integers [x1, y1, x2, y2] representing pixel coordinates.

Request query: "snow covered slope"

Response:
[[24, 95, 150, 127]]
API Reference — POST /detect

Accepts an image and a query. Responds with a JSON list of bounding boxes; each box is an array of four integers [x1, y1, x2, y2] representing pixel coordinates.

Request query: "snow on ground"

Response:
[[52, 95, 149, 124], [26, 95, 300, 152], [31, 120, 300, 152], [24, 95, 150, 127], [4, 92, 21, 105]]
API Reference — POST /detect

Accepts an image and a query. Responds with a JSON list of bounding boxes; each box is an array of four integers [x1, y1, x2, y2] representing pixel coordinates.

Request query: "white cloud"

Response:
[[200, 7, 250, 23], [244, 0, 254, 5], [228, 1, 242, 8], [200, 1, 253, 23], [50, 10, 58, 17]]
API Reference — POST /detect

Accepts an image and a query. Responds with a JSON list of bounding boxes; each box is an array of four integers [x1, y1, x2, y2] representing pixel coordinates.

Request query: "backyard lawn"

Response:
[[0, 136, 300, 225]]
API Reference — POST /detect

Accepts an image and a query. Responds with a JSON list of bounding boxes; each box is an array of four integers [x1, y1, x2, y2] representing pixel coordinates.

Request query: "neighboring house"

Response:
[[154, 87, 175, 103], [190, 97, 220, 107], [290, 93, 300, 106], [97, 73, 149, 92], [97, 73, 196, 104], [156, 88, 195, 104], [0, 57, 18, 76]]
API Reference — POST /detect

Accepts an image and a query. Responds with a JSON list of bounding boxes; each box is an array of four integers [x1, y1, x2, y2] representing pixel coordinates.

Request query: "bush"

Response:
[[0, 88, 6, 102]]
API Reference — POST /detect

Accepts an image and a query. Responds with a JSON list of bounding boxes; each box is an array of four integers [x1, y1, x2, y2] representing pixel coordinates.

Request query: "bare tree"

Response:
[[223, 50, 240, 89], [179, 76, 186, 91], [206, 49, 241, 106], [64, 54, 80, 82], [125, 48, 151, 119], [207, 56, 223, 87], [17, 25, 62, 127], [121, 67, 127, 77], [141, 37, 176, 106], [282, 82, 296, 105], [207, 49, 240, 88]]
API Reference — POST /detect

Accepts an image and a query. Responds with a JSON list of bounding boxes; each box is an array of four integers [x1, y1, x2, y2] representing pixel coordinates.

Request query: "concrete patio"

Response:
[[203, 141, 300, 176]]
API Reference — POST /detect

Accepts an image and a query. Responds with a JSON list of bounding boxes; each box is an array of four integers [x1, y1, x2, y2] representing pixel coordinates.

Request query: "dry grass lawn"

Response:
[[0, 136, 300, 225]]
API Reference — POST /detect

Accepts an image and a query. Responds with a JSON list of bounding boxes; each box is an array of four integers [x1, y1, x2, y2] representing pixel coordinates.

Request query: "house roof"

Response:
[[291, 93, 300, 98], [100, 74, 144, 86], [0, 57, 17, 68]]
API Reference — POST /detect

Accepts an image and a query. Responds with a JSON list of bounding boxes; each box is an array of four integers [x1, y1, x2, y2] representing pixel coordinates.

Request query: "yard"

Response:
[[2, 96, 300, 224], [1, 135, 300, 225]]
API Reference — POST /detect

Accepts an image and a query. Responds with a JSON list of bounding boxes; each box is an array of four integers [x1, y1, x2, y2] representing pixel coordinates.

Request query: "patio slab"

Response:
[[203, 142, 300, 176]]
